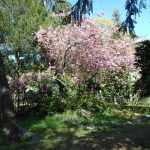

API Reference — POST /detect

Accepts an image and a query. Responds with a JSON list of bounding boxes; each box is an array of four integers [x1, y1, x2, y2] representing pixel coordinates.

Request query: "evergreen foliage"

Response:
[[135, 40, 150, 97], [63, 0, 147, 33], [0, 0, 51, 76], [122, 0, 146, 34], [112, 9, 121, 24], [63, 0, 93, 24]]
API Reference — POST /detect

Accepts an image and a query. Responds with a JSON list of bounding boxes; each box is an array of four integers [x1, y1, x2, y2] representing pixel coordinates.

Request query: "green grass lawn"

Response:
[[0, 109, 150, 150]]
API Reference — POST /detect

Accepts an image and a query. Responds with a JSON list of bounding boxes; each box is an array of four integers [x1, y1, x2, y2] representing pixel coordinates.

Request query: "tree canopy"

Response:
[[63, 0, 147, 33], [122, 0, 146, 33], [63, 0, 93, 24]]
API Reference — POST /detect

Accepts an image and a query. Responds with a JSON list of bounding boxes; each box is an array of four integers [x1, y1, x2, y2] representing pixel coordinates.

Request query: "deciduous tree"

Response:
[[36, 18, 135, 81]]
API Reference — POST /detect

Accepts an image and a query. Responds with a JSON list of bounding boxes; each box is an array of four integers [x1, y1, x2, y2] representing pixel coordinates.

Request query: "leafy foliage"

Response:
[[135, 40, 150, 97], [0, 0, 50, 77], [0, 0, 71, 77]]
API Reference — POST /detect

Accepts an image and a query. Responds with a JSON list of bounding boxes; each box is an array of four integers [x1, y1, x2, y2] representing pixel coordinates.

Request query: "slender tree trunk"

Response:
[[15, 51, 20, 111], [0, 53, 20, 139]]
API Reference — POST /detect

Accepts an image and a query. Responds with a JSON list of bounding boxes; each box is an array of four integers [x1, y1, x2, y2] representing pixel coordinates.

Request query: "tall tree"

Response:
[[112, 9, 121, 25], [0, 0, 51, 139], [63, 0, 93, 24], [53, 0, 71, 13], [0, 0, 71, 138], [0, 0, 50, 73], [122, 0, 146, 33], [0, 0, 51, 111], [0, 53, 20, 139], [63, 0, 147, 33], [40, 0, 56, 11]]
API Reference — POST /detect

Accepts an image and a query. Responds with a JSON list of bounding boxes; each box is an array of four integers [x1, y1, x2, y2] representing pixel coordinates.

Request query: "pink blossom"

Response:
[[36, 18, 135, 79]]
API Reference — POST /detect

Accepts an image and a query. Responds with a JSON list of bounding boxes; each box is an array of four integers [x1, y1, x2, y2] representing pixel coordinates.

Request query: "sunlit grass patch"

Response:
[[0, 109, 150, 150]]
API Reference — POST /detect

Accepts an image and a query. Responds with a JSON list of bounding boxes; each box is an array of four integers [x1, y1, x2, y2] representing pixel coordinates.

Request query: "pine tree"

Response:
[[63, 0, 147, 32], [112, 9, 121, 25], [63, 0, 93, 24], [122, 0, 146, 33]]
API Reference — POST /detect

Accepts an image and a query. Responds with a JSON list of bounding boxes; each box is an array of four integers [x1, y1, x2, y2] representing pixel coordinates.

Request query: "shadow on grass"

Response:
[[32, 124, 149, 150], [0, 112, 150, 150]]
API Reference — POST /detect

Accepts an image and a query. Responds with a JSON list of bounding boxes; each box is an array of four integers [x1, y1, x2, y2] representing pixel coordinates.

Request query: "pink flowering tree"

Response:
[[8, 18, 136, 111], [36, 18, 135, 84]]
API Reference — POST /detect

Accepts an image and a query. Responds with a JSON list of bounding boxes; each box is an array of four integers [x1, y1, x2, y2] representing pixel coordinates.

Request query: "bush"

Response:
[[135, 40, 150, 97]]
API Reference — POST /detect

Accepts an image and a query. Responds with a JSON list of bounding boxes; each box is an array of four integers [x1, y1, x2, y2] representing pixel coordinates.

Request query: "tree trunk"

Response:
[[0, 53, 20, 139], [15, 50, 20, 111]]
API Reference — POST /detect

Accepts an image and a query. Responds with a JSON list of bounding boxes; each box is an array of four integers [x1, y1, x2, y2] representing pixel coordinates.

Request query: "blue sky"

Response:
[[68, 0, 150, 39]]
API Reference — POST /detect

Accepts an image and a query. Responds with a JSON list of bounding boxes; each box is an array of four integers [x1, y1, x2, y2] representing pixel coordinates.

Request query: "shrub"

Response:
[[35, 17, 136, 112], [135, 40, 150, 97]]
